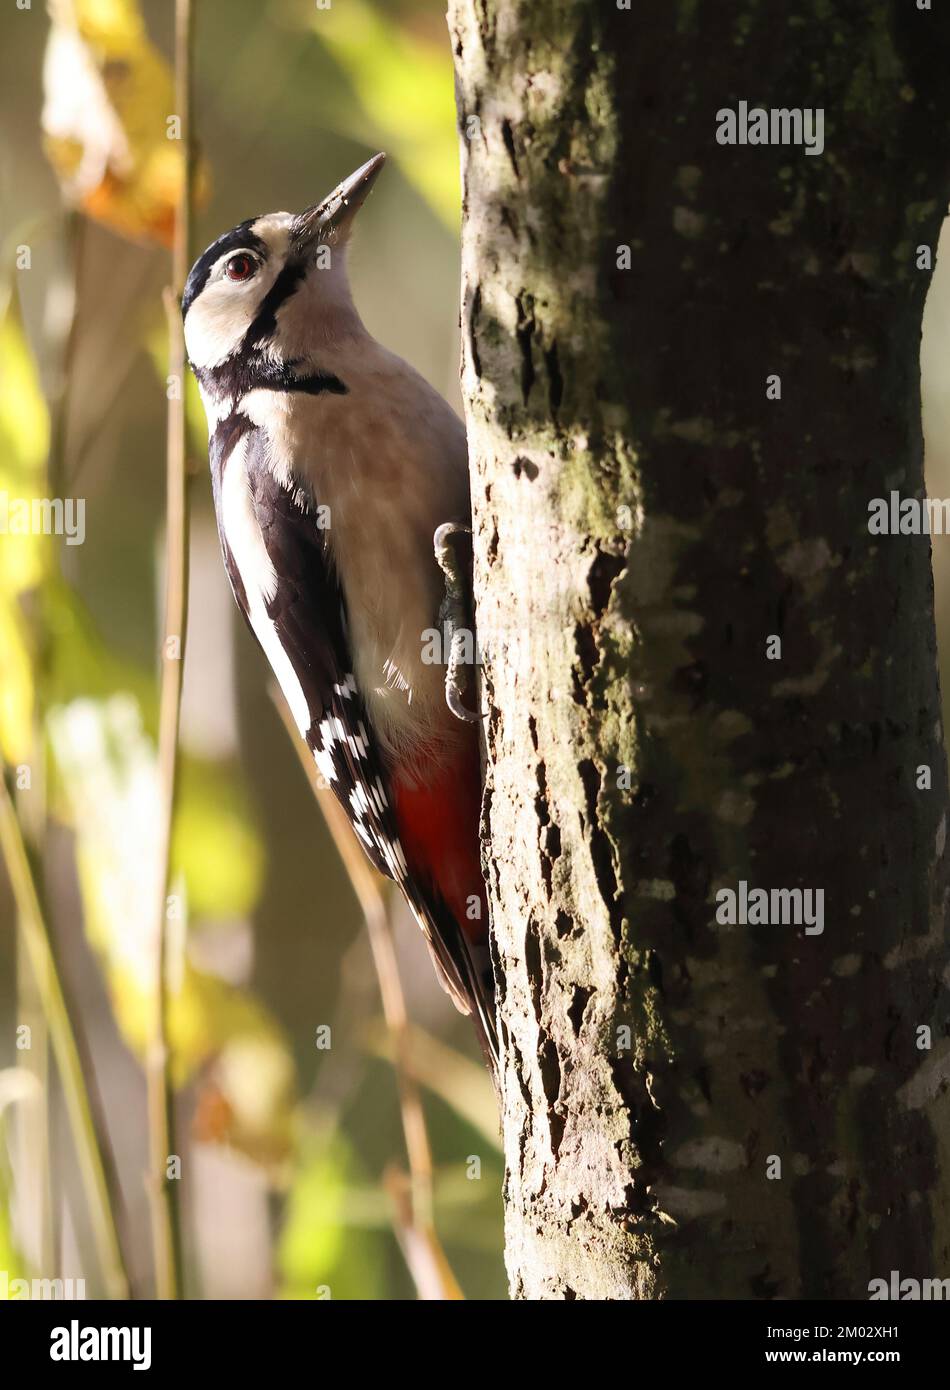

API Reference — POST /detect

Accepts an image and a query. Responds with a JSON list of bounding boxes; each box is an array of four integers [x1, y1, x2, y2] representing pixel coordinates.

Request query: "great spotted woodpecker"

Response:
[[182, 153, 498, 1072]]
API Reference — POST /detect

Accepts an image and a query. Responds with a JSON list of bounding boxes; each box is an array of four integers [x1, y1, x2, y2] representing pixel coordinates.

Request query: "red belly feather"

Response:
[[390, 739, 487, 942]]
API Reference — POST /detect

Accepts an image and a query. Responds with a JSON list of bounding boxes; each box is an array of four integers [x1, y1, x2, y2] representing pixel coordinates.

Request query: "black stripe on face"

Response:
[[242, 259, 308, 351], [181, 220, 267, 318]]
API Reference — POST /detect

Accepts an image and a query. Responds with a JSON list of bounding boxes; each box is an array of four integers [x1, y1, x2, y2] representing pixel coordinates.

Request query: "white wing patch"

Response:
[[219, 435, 311, 736]]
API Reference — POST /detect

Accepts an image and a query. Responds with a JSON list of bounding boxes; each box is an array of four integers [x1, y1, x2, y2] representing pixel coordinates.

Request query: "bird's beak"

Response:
[[291, 152, 386, 252]]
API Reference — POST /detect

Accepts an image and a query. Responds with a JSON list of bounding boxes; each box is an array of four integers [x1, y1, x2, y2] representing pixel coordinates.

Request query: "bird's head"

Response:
[[182, 152, 385, 385]]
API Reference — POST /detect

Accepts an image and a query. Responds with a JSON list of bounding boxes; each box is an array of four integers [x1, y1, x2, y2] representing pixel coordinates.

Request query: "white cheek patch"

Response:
[[219, 437, 311, 736], [185, 282, 265, 369]]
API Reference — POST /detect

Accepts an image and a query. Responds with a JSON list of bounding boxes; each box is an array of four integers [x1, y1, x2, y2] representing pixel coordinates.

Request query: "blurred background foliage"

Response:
[[0, 0, 504, 1299]]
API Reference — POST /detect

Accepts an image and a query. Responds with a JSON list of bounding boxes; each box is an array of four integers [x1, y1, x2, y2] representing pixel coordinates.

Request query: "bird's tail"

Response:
[[390, 749, 499, 1081]]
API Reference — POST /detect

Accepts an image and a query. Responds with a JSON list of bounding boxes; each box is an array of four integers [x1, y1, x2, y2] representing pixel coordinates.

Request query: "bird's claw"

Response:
[[434, 522, 485, 723]]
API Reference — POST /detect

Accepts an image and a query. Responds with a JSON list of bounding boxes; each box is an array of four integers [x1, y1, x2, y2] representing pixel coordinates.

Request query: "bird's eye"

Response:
[[225, 253, 257, 282]]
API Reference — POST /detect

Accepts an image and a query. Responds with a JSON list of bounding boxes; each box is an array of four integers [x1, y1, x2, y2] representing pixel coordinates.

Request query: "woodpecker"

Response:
[[182, 153, 498, 1072]]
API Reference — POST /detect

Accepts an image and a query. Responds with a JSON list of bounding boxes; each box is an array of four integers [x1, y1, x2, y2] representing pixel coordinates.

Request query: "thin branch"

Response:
[[383, 1167, 463, 1301], [149, 0, 194, 1301], [364, 1021, 500, 1150], [0, 773, 129, 1299], [269, 686, 464, 1298]]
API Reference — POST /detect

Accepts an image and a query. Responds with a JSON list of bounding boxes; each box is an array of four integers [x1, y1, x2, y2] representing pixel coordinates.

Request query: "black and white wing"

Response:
[[210, 413, 399, 878]]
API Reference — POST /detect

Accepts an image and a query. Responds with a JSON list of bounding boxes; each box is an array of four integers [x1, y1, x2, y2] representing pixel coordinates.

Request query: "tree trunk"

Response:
[[449, 0, 950, 1300]]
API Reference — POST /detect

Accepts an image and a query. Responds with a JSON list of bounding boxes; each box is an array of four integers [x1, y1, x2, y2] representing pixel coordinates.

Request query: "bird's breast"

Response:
[[238, 374, 471, 767]]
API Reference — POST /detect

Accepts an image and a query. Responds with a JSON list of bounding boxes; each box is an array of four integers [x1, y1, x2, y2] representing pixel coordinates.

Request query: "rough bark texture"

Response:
[[449, 0, 950, 1299]]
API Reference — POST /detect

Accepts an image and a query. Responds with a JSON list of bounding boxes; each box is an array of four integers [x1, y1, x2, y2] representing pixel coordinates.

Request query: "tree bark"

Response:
[[449, 0, 950, 1300]]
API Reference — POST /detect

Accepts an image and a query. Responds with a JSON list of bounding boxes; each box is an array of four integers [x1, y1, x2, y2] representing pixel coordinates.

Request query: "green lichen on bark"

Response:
[[451, 0, 950, 1299]]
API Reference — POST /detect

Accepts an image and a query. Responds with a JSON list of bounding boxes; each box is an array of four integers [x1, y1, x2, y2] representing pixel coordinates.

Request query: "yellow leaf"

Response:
[[0, 296, 49, 485], [0, 292, 49, 762], [0, 605, 35, 768], [48, 696, 294, 1167], [41, 0, 209, 247]]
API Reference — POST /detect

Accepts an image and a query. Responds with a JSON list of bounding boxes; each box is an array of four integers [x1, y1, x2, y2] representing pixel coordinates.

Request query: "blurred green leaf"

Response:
[[44, 578, 154, 725], [0, 1192, 25, 1293], [277, 1127, 386, 1300], [173, 756, 264, 920], [0, 293, 49, 496], [307, 0, 460, 228], [0, 289, 50, 763]]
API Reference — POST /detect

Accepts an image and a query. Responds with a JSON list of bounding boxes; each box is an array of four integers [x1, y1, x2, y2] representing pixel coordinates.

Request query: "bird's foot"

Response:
[[433, 522, 485, 724]]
